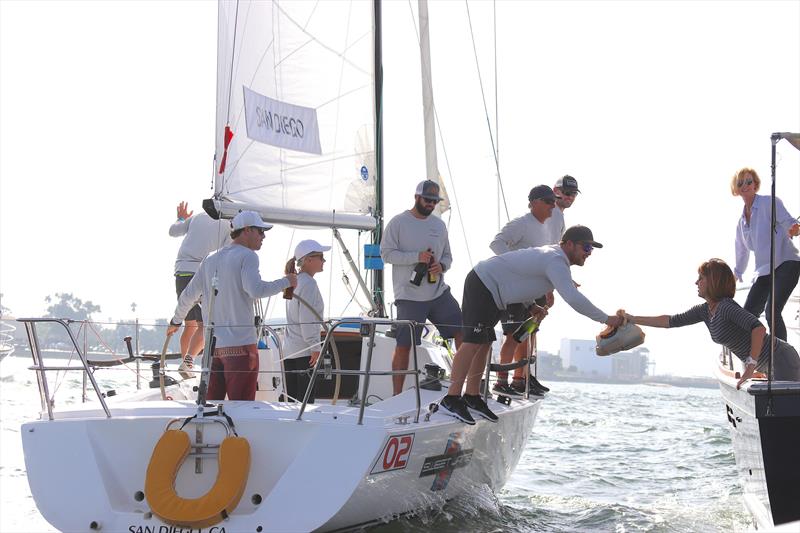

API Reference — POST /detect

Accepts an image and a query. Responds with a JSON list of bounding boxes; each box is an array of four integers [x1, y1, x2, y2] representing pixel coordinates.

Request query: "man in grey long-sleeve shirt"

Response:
[[169, 201, 232, 372], [489, 184, 557, 396], [438, 225, 624, 425], [167, 210, 297, 401], [381, 180, 463, 395]]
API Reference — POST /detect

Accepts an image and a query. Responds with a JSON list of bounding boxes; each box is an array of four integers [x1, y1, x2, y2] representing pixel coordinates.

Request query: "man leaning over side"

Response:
[[440, 225, 624, 424], [489, 184, 557, 397]]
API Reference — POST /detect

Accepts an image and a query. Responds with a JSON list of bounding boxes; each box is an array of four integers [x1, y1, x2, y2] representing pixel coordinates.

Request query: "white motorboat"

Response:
[[19, 2, 543, 531], [714, 132, 800, 529]]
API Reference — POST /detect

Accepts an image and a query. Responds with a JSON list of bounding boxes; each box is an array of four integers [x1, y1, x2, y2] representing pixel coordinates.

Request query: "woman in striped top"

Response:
[[622, 259, 800, 389]]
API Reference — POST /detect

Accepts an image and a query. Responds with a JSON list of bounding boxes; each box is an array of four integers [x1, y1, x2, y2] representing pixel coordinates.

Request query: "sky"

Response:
[[1, 0, 799, 377]]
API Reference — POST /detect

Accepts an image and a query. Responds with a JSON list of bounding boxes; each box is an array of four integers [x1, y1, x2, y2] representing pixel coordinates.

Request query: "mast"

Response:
[[372, 0, 386, 317]]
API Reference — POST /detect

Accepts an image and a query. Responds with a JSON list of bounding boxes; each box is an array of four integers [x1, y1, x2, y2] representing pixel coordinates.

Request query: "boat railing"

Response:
[[297, 318, 423, 425], [18, 317, 112, 420], [17, 316, 432, 426]]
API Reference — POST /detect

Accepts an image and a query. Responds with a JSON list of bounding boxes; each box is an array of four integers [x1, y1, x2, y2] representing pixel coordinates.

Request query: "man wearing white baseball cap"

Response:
[[167, 210, 297, 401], [283, 239, 331, 402]]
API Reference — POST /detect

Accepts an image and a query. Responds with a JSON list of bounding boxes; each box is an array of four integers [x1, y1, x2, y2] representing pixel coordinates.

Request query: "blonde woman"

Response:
[[282, 240, 330, 402], [623, 259, 800, 388], [732, 168, 800, 340]]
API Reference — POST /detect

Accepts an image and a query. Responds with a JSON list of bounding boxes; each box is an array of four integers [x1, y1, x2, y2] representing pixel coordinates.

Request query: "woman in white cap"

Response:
[[282, 239, 331, 402]]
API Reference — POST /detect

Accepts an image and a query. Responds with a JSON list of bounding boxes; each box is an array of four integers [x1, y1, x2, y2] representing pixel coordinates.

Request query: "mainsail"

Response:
[[211, 1, 377, 231]]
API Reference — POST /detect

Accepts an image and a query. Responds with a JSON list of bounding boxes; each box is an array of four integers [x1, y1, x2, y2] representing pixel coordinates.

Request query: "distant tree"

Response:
[[44, 293, 101, 321], [0, 293, 10, 316]]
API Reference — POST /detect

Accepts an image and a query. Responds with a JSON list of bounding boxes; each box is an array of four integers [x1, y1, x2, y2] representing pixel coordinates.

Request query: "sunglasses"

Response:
[[581, 242, 594, 253], [537, 198, 556, 205], [560, 190, 578, 197], [737, 178, 754, 188], [420, 197, 440, 205], [307, 253, 326, 261], [251, 227, 266, 236]]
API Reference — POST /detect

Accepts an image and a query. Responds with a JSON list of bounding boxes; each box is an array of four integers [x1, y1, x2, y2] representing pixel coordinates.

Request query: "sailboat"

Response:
[[18, 1, 541, 531], [715, 132, 800, 529]]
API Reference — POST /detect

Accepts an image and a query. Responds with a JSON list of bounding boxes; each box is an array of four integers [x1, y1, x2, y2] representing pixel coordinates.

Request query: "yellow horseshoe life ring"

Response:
[[144, 429, 250, 529]]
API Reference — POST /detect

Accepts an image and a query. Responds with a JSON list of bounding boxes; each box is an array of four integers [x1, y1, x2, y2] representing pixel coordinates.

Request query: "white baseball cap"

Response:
[[231, 210, 273, 231], [294, 239, 331, 259]]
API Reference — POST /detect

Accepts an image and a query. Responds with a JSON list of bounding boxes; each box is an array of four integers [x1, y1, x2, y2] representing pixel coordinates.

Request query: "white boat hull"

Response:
[[22, 389, 540, 532]]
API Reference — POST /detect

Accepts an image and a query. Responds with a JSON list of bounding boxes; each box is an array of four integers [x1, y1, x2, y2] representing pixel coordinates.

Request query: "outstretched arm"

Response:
[[624, 313, 670, 328]]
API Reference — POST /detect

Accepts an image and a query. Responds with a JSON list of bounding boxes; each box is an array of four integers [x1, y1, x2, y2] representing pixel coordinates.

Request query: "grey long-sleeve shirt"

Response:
[[380, 211, 452, 302], [490, 212, 553, 255], [473, 245, 608, 323], [169, 212, 232, 274], [284, 272, 325, 360], [172, 243, 290, 347]]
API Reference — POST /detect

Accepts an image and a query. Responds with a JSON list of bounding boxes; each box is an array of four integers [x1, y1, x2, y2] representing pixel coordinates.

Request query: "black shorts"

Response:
[[175, 273, 202, 322], [461, 270, 502, 344]]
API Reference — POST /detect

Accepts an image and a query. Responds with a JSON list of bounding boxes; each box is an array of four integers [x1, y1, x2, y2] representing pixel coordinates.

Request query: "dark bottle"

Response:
[[409, 261, 428, 286], [512, 317, 540, 343]]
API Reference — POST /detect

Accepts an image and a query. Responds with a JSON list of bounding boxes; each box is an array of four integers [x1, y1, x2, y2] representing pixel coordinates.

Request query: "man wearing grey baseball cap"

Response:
[[381, 180, 463, 396], [546, 174, 581, 242], [167, 210, 298, 401], [439, 224, 624, 424]]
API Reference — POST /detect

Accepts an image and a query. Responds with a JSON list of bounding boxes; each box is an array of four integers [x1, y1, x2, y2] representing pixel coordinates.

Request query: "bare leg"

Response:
[[187, 321, 205, 356], [464, 344, 491, 396], [179, 320, 200, 356], [497, 334, 518, 382], [453, 330, 463, 350], [447, 342, 484, 396], [392, 346, 411, 395], [511, 338, 529, 381]]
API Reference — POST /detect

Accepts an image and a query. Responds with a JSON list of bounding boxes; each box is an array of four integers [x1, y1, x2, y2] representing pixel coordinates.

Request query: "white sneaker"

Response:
[[178, 356, 195, 380]]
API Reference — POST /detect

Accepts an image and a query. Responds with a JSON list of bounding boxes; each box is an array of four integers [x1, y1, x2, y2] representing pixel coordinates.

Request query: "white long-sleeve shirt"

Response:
[[283, 273, 325, 360], [169, 212, 232, 274], [544, 206, 566, 244], [490, 212, 553, 255], [171, 243, 289, 347], [734, 194, 800, 282], [473, 245, 608, 324]]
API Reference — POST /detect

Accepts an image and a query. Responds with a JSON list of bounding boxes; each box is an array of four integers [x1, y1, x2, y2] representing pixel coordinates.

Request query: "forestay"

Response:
[[213, 1, 377, 230]]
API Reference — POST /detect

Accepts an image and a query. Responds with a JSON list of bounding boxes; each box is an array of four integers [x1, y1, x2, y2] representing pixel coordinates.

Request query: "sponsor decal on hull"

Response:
[[419, 432, 473, 491]]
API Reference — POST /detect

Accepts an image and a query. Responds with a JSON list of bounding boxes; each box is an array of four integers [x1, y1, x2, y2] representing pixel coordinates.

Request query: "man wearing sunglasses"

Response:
[[439, 225, 624, 424], [167, 210, 298, 401], [381, 180, 464, 396], [489, 184, 558, 397], [546, 174, 580, 243]]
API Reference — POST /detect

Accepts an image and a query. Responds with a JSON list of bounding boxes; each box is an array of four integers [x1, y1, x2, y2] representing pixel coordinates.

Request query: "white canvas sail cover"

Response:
[[214, 1, 377, 230]]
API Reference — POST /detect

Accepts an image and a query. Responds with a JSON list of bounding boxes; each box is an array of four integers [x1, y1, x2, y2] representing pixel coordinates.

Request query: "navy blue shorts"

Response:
[[394, 289, 462, 347], [175, 273, 202, 322], [461, 270, 502, 344]]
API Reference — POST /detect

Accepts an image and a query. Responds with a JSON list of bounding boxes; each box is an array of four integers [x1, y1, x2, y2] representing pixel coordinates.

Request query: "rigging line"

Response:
[[464, 0, 509, 223], [406, 0, 473, 267], [493, 0, 500, 230]]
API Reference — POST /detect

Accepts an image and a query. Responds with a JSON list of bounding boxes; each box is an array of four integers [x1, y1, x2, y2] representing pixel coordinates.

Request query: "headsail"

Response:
[[212, 1, 377, 231]]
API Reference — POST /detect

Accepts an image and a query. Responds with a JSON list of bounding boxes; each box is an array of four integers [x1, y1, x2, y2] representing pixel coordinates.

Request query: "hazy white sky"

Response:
[[1, 0, 799, 377]]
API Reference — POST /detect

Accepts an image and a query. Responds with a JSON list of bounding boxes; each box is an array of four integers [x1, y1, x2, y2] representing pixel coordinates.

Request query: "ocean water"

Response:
[[0, 355, 749, 532]]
